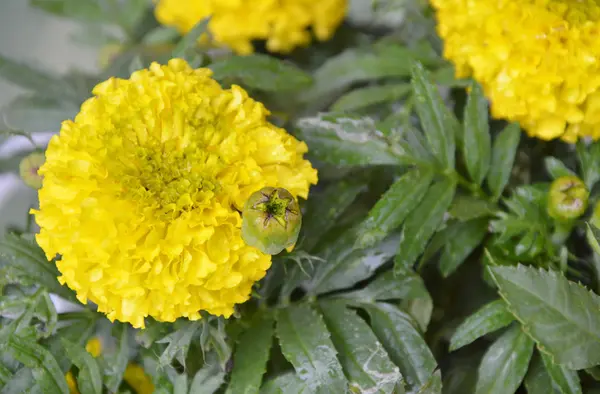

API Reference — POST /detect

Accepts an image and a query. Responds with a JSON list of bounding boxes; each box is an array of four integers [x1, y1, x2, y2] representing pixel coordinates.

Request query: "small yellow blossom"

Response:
[[85, 337, 103, 358], [124, 363, 155, 394], [154, 0, 347, 55], [66, 371, 79, 394], [33, 59, 317, 328], [432, 0, 600, 142]]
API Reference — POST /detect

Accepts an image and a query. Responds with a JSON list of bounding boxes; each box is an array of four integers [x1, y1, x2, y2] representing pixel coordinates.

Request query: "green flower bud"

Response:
[[547, 175, 588, 220], [241, 187, 301, 255], [19, 152, 45, 190]]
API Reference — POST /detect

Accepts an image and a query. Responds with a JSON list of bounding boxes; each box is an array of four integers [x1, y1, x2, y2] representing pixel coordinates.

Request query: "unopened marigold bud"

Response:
[[547, 176, 588, 220], [242, 187, 301, 255], [19, 152, 45, 189]]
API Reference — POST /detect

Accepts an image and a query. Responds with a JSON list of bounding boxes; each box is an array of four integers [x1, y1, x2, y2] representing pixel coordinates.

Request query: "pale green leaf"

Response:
[[29, 0, 104, 22], [171, 18, 210, 60], [1, 95, 77, 134], [104, 324, 129, 392], [260, 373, 309, 394], [489, 264, 600, 369], [448, 195, 496, 221], [0, 368, 36, 394], [544, 157, 576, 179], [61, 338, 103, 394], [355, 168, 434, 249], [394, 178, 457, 273], [487, 123, 521, 200], [276, 304, 347, 393], [189, 361, 225, 394], [576, 140, 600, 190], [321, 302, 401, 394], [524, 353, 561, 394], [0, 362, 12, 386], [449, 300, 515, 351], [439, 218, 488, 277], [157, 321, 199, 368], [462, 82, 491, 185], [475, 325, 534, 394], [173, 374, 188, 394], [586, 223, 600, 256], [331, 83, 411, 112], [540, 352, 582, 394]]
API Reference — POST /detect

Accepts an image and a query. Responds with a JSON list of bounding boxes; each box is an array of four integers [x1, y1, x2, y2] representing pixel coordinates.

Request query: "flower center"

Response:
[[547, 0, 600, 24]]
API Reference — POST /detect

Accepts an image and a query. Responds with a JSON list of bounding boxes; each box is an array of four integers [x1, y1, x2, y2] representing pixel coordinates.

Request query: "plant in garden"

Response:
[[2, 1, 600, 394]]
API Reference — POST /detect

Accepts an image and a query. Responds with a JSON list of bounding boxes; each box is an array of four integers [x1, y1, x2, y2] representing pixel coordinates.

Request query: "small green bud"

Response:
[[241, 187, 301, 255], [547, 175, 588, 220], [19, 152, 45, 190]]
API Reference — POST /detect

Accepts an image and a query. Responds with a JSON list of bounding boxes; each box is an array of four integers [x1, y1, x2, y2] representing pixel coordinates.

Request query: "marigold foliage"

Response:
[[432, 0, 600, 142], [32, 59, 317, 328], [154, 0, 347, 55]]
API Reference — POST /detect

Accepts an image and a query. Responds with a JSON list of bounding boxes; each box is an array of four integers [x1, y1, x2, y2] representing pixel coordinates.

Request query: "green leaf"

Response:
[[210, 54, 312, 92], [540, 352, 582, 394], [448, 195, 496, 221], [295, 114, 405, 167], [576, 140, 600, 190], [173, 374, 188, 394], [157, 321, 199, 368], [333, 269, 429, 304], [171, 18, 210, 60], [0, 368, 36, 394], [586, 223, 600, 256], [487, 123, 521, 200], [363, 303, 441, 393], [449, 300, 515, 351], [276, 304, 347, 393], [4, 334, 68, 394], [439, 219, 488, 277], [226, 315, 274, 394], [411, 62, 457, 169], [544, 157, 576, 179], [355, 168, 434, 249], [104, 324, 130, 392], [489, 264, 600, 369], [260, 373, 309, 394], [394, 177, 457, 273], [475, 325, 534, 394], [29, 0, 104, 22], [0, 233, 76, 303], [189, 360, 226, 394], [0, 362, 12, 386], [1, 95, 77, 134], [525, 353, 561, 394], [331, 83, 411, 112], [462, 82, 491, 185], [320, 301, 401, 393], [61, 338, 102, 394]]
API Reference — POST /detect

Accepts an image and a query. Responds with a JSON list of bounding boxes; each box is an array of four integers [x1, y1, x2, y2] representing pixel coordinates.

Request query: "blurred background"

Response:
[[0, 1, 97, 234]]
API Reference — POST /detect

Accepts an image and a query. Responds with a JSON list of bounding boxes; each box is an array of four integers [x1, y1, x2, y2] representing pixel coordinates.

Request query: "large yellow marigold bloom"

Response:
[[33, 59, 317, 328], [432, 0, 600, 142], [154, 0, 347, 55]]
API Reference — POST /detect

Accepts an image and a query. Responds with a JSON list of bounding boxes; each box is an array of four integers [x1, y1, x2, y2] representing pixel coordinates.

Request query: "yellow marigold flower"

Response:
[[33, 59, 317, 328], [432, 0, 600, 142], [154, 0, 347, 55], [124, 363, 155, 394]]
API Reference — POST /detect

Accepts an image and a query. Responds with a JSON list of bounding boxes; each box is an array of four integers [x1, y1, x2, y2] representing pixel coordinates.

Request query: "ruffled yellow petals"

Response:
[[154, 0, 347, 54], [432, 0, 600, 142], [33, 59, 317, 328]]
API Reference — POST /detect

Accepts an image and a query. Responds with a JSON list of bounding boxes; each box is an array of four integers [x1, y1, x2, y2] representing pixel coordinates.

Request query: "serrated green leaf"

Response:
[[586, 223, 600, 256], [104, 324, 129, 392], [475, 325, 533, 394], [42, 311, 97, 371], [333, 269, 429, 304], [173, 374, 188, 394], [171, 18, 210, 60], [34, 292, 57, 338], [4, 334, 68, 394], [448, 195, 496, 221], [331, 83, 411, 112], [210, 54, 312, 92], [576, 140, 600, 190], [394, 177, 457, 273], [321, 301, 401, 394], [260, 373, 309, 394], [449, 300, 515, 351], [276, 304, 347, 393], [309, 230, 399, 295], [189, 360, 225, 394], [439, 219, 488, 277], [226, 316, 274, 394], [489, 264, 600, 369], [544, 157, 576, 179], [462, 82, 491, 185], [363, 303, 441, 393], [487, 123, 521, 200], [411, 62, 457, 169], [0, 233, 76, 303], [295, 114, 405, 167], [61, 338, 102, 394], [0, 362, 11, 386], [540, 352, 582, 394], [525, 353, 561, 394], [355, 168, 434, 249], [157, 321, 199, 368], [208, 324, 232, 369]]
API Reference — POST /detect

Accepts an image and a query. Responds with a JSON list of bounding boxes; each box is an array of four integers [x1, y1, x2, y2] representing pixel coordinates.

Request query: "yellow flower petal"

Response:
[[124, 363, 155, 394]]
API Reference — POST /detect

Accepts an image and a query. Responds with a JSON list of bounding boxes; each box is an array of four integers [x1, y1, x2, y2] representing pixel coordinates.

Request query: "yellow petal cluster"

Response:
[[124, 364, 155, 394], [432, 0, 600, 142], [33, 59, 317, 328], [154, 0, 347, 55]]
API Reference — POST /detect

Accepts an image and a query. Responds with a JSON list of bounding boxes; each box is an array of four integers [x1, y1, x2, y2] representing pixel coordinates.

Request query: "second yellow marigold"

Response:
[[432, 0, 600, 142], [154, 0, 347, 55], [33, 59, 317, 328]]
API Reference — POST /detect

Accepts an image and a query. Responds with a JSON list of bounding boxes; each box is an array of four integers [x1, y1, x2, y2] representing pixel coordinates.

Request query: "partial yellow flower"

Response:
[[85, 337, 103, 358], [66, 371, 79, 394], [432, 0, 600, 142], [124, 363, 155, 394], [154, 0, 347, 55], [33, 59, 317, 328]]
